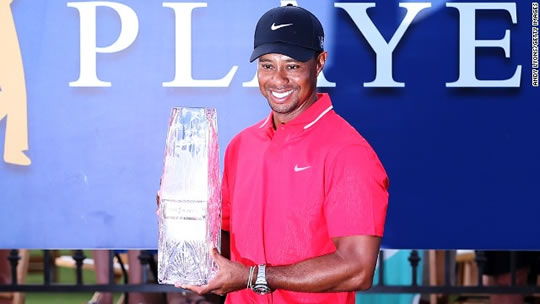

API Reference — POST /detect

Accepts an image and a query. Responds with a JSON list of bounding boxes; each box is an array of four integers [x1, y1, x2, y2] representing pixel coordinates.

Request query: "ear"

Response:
[[315, 51, 328, 76]]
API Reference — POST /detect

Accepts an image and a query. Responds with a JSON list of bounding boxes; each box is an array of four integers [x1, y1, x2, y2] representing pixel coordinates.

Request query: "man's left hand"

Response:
[[176, 247, 249, 296]]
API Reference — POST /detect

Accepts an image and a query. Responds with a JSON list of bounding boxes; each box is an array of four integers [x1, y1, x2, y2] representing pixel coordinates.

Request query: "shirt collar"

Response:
[[258, 93, 334, 131]]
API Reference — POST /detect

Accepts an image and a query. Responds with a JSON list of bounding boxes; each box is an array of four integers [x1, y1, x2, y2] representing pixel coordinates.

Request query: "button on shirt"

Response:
[[222, 93, 389, 303]]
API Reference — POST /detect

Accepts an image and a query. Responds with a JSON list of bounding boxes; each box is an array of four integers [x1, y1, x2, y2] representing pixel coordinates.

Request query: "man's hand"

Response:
[[176, 248, 249, 296]]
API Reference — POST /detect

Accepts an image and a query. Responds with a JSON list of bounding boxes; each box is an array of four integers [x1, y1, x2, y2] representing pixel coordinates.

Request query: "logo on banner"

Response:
[[0, 0, 30, 166]]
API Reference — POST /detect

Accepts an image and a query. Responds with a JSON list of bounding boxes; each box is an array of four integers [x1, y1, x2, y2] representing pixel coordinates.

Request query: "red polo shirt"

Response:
[[222, 93, 389, 303]]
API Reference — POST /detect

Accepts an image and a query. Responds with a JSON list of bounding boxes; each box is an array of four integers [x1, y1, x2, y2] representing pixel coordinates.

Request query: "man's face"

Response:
[[257, 52, 326, 124]]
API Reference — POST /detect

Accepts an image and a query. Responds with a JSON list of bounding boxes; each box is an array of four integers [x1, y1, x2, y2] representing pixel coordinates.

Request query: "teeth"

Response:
[[271, 90, 292, 99]]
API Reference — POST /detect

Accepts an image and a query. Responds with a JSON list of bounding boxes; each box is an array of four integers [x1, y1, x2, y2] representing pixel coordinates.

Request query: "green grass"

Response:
[[26, 293, 99, 304], [23, 250, 122, 304]]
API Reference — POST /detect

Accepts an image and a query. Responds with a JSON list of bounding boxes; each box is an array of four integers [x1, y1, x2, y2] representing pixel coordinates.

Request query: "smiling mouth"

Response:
[[271, 90, 293, 99]]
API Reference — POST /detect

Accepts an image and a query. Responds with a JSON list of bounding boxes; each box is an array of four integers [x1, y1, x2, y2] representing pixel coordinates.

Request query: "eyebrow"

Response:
[[284, 58, 300, 63], [258, 57, 302, 64]]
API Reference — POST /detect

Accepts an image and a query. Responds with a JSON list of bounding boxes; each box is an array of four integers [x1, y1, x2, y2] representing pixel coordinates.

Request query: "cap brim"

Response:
[[250, 42, 316, 63]]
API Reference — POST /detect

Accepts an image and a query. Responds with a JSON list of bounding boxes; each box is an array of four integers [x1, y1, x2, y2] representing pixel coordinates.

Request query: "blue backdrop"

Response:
[[0, 0, 538, 249]]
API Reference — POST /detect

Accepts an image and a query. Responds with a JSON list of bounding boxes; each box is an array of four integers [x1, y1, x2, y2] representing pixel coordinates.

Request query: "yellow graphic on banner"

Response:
[[0, 0, 30, 166]]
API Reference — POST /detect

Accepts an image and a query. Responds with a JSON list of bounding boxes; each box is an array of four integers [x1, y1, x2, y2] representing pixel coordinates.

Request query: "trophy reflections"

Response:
[[158, 107, 221, 285]]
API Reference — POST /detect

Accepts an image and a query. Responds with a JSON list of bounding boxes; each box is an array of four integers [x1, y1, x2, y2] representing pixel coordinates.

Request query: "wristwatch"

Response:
[[251, 264, 271, 295]]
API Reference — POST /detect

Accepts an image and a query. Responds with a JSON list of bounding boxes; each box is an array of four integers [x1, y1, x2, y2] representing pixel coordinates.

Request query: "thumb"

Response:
[[210, 247, 223, 263]]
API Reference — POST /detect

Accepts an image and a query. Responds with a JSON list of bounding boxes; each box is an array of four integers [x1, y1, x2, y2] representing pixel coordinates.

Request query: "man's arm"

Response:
[[267, 235, 380, 292], [180, 234, 380, 295]]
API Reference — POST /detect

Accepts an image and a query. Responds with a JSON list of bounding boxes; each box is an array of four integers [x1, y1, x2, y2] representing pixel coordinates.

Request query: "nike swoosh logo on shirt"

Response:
[[271, 23, 293, 31], [294, 165, 311, 172]]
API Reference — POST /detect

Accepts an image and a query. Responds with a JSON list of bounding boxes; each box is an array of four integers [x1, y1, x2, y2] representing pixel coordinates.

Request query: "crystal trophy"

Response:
[[158, 107, 221, 285]]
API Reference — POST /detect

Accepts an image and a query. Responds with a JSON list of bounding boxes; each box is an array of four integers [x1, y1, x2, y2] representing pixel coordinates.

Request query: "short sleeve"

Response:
[[324, 144, 389, 238]]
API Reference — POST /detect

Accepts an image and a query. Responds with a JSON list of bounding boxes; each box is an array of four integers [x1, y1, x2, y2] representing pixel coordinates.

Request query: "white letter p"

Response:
[[68, 1, 139, 87]]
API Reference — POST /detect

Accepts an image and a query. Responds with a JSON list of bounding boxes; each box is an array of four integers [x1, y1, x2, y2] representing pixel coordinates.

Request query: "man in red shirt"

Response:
[[181, 5, 389, 303]]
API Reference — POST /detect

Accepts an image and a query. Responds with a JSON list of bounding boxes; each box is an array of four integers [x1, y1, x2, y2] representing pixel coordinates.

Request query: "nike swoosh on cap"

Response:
[[271, 23, 293, 31]]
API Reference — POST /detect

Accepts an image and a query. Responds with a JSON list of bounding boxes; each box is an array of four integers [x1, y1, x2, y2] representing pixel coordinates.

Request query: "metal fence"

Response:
[[1, 249, 539, 302]]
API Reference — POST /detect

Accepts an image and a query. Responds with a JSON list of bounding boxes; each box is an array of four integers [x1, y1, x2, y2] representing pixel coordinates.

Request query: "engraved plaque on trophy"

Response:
[[158, 107, 221, 285]]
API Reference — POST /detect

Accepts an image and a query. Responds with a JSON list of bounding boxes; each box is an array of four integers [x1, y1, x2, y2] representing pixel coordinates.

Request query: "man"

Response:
[[180, 5, 389, 303]]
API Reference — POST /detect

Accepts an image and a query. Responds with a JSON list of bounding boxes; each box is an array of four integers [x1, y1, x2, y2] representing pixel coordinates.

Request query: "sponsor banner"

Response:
[[0, 0, 538, 249]]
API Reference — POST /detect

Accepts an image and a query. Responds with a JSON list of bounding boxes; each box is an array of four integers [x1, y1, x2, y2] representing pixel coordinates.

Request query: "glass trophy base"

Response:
[[158, 199, 218, 285], [158, 107, 221, 286]]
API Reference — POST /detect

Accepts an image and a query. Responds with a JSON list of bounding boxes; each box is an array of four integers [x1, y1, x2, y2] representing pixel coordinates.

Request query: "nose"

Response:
[[271, 67, 289, 87]]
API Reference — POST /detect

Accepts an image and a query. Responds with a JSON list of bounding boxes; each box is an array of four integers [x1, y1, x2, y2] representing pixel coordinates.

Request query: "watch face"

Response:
[[252, 284, 271, 295]]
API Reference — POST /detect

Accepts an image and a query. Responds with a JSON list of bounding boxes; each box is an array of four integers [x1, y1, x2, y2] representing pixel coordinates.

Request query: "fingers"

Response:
[[172, 249, 241, 296], [175, 275, 223, 296], [156, 191, 161, 216], [174, 282, 183, 289], [175, 283, 209, 295]]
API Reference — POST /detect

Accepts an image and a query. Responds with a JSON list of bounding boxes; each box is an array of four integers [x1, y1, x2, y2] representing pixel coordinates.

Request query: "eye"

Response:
[[260, 63, 273, 70], [287, 64, 300, 70]]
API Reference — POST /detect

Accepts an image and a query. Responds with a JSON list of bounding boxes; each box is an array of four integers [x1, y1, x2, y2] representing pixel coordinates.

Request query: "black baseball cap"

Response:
[[250, 5, 324, 62]]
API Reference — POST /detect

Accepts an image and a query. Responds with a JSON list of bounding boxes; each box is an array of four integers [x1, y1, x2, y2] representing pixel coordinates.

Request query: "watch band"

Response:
[[255, 264, 266, 284], [251, 264, 271, 295]]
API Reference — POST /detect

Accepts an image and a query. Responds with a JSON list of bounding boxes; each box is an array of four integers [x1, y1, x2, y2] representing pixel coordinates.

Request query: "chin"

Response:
[[269, 102, 297, 115]]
